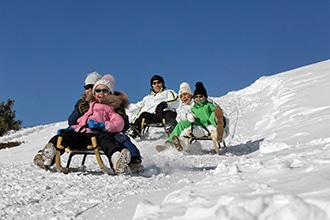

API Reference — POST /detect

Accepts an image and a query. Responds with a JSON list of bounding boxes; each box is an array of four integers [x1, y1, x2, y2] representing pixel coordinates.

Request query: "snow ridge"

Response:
[[1, 59, 330, 220]]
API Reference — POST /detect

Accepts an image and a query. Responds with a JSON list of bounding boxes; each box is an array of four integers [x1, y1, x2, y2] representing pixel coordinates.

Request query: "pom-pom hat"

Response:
[[85, 71, 102, 86], [93, 74, 115, 94], [194, 82, 208, 98], [179, 82, 193, 96]]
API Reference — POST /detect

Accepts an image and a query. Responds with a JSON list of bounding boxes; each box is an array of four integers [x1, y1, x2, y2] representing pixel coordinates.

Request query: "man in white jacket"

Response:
[[129, 75, 179, 138]]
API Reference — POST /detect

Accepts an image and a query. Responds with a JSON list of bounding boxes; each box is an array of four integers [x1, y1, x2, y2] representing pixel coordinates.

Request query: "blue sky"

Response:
[[1, 0, 329, 127]]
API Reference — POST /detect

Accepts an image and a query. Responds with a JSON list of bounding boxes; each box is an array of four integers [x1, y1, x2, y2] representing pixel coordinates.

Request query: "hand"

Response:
[[78, 101, 89, 115], [88, 120, 105, 130], [155, 101, 168, 113], [186, 112, 196, 123]]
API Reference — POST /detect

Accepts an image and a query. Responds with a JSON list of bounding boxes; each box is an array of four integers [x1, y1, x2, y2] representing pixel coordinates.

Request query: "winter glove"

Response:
[[186, 112, 196, 123], [88, 120, 105, 130], [155, 101, 168, 113], [78, 100, 89, 115]]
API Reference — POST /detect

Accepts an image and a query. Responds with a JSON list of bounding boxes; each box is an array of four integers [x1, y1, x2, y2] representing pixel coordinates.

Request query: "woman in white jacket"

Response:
[[176, 82, 194, 121], [155, 82, 194, 152], [129, 75, 179, 138]]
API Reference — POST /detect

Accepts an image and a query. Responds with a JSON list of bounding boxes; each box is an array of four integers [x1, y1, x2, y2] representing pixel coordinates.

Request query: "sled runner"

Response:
[[140, 117, 171, 137], [185, 118, 227, 155], [55, 136, 114, 174], [157, 116, 228, 154], [130, 117, 170, 139]]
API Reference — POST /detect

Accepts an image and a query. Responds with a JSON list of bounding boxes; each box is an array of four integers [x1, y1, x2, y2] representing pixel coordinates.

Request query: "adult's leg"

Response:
[[133, 112, 162, 131], [162, 110, 177, 134]]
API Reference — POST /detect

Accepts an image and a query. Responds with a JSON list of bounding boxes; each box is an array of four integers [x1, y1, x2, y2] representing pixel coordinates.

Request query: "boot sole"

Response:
[[156, 145, 168, 152], [115, 149, 131, 174], [33, 154, 49, 170], [42, 143, 56, 166]]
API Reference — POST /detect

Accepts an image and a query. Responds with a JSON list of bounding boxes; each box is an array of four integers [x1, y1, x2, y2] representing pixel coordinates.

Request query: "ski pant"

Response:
[[114, 132, 142, 163], [167, 119, 217, 142], [114, 132, 140, 157], [167, 120, 191, 141], [133, 110, 177, 133]]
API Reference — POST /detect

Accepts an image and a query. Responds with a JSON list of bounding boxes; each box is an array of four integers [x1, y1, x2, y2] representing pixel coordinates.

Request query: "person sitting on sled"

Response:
[[34, 72, 143, 173], [156, 82, 194, 152], [158, 82, 228, 153], [129, 74, 179, 138], [67, 72, 143, 173], [34, 74, 132, 174], [67, 71, 102, 126], [175, 82, 195, 121]]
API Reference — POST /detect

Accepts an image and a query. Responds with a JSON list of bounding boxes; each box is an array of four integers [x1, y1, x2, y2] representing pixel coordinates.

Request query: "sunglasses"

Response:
[[95, 88, 110, 93], [84, 84, 94, 90], [194, 95, 204, 99], [152, 81, 162, 85]]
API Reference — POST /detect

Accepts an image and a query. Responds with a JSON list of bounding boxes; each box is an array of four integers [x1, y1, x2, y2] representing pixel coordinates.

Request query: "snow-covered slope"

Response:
[[1, 60, 330, 220]]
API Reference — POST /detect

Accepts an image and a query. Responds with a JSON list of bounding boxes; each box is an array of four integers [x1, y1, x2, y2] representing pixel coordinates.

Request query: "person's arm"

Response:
[[103, 109, 125, 133], [165, 89, 179, 110], [68, 99, 83, 126]]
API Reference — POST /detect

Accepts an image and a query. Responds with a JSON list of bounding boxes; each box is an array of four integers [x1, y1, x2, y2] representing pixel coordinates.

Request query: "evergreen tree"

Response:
[[0, 99, 22, 136]]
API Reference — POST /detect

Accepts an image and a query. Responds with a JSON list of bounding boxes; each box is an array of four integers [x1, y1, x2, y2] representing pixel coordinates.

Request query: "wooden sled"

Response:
[[185, 121, 227, 155], [55, 136, 114, 174], [140, 117, 170, 137]]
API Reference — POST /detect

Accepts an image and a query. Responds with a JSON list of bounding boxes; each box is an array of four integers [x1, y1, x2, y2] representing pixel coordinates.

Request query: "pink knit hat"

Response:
[[93, 74, 115, 94]]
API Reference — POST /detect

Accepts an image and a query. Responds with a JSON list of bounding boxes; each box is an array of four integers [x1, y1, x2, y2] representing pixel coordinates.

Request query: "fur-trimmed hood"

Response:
[[85, 91, 130, 110]]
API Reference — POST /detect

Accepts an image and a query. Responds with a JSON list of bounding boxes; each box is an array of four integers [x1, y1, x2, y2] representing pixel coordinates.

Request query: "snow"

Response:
[[1, 59, 330, 220]]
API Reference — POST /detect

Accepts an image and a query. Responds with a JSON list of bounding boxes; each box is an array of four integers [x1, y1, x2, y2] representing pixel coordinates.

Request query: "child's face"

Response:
[[94, 85, 110, 102], [193, 94, 206, 104], [180, 93, 192, 105]]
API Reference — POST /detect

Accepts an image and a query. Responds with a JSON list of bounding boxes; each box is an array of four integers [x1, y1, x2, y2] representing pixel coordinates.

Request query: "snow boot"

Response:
[[155, 141, 172, 152], [218, 146, 228, 155], [214, 105, 225, 142], [129, 156, 144, 174], [42, 143, 56, 167], [33, 152, 49, 170], [111, 149, 131, 174], [172, 136, 183, 151]]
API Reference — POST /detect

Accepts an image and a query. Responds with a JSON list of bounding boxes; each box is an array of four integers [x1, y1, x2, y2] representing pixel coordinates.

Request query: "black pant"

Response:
[[133, 110, 177, 133], [49, 130, 123, 166]]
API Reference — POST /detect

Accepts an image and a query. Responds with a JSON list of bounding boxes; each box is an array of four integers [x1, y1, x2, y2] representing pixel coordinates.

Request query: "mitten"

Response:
[[78, 101, 89, 115], [186, 112, 196, 123], [155, 101, 168, 113], [88, 120, 105, 130]]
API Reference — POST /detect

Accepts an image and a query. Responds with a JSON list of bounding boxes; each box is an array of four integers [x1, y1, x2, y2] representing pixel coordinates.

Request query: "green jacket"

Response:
[[167, 99, 217, 141], [191, 100, 217, 127]]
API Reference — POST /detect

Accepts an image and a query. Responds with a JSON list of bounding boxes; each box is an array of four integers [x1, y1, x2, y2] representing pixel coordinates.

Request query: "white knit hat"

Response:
[[93, 74, 115, 94], [179, 82, 193, 95], [85, 71, 102, 86]]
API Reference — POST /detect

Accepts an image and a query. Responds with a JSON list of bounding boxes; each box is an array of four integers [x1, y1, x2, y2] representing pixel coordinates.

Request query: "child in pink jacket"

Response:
[[35, 75, 131, 174]]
